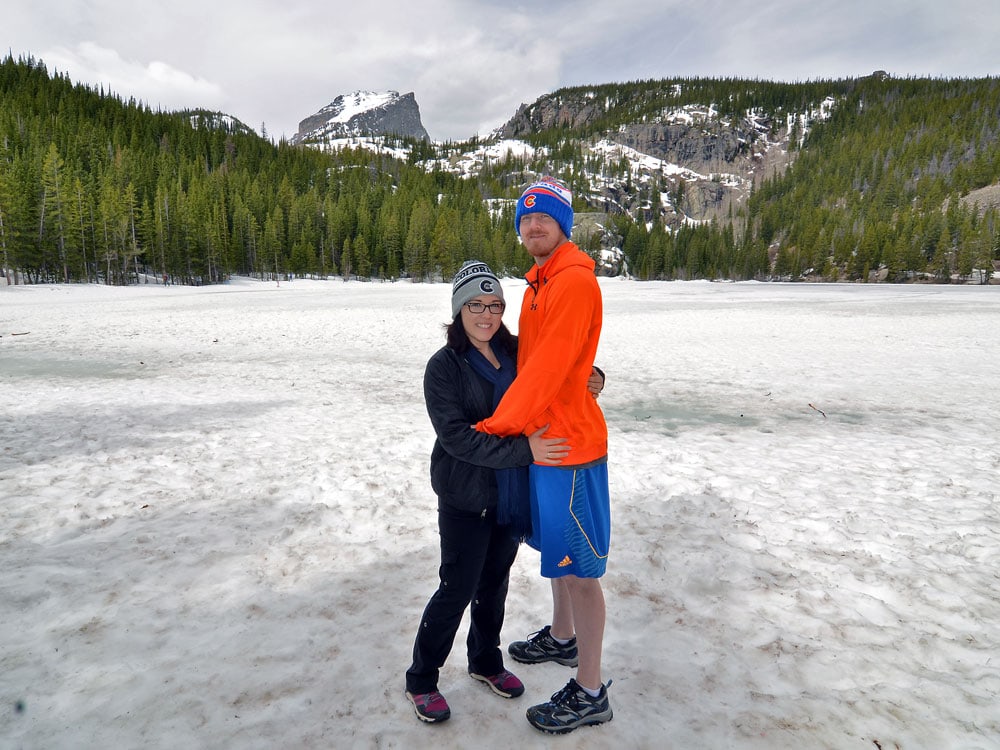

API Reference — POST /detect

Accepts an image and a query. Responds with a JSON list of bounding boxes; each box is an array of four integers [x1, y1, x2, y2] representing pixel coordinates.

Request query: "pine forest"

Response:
[[1, 55, 998, 286]]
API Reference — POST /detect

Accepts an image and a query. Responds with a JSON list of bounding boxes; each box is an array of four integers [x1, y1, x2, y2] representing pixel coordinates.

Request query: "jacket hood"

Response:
[[525, 242, 595, 287]]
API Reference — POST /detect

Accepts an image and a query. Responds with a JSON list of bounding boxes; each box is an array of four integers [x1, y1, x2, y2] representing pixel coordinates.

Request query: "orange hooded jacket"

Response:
[[476, 241, 608, 465]]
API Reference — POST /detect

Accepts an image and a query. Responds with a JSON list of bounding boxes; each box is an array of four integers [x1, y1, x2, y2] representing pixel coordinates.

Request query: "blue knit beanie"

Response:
[[515, 177, 574, 239]]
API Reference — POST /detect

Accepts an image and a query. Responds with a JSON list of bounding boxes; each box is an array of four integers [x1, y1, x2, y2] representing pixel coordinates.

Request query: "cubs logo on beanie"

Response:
[[451, 260, 504, 318], [515, 176, 574, 239]]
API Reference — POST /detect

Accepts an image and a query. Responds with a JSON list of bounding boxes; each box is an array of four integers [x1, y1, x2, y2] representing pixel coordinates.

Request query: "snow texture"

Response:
[[319, 91, 399, 124], [2, 278, 998, 749]]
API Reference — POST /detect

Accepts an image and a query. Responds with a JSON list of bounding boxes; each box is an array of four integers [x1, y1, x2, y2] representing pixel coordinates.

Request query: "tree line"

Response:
[[2, 54, 998, 286], [744, 76, 1000, 282], [502, 74, 1000, 282], [0, 55, 533, 286]]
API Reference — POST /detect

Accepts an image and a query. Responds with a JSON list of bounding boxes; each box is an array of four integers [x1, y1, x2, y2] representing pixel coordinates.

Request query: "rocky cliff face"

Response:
[[499, 94, 767, 170], [617, 121, 752, 170], [499, 93, 794, 227], [500, 96, 604, 136], [291, 91, 429, 144]]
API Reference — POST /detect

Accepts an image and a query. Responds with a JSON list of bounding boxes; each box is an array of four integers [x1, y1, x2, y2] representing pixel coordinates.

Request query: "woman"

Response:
[[404, 260, 601, 724]]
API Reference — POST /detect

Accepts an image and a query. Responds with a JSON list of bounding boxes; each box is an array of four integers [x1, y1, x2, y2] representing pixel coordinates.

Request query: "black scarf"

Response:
[[465, 343, 531, 540]]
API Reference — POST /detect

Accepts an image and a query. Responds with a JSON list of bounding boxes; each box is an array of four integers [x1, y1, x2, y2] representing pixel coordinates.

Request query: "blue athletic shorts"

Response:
[[527, 462, 611, 579]]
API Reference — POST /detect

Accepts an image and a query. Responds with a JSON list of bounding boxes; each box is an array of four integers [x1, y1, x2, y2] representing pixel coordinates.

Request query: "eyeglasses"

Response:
[[465, 301, 505, 314]]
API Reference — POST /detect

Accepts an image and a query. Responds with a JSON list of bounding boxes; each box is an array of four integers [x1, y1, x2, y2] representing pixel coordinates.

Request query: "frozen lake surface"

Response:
[[2, 278, 998, 749]]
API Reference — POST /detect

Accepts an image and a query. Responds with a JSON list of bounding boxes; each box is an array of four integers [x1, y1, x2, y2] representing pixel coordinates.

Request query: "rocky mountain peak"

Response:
[[291, 90, 429, 145]]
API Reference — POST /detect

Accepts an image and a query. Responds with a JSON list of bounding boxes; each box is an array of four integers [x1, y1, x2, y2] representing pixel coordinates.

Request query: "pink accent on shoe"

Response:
[[406, 690, 451, 723]]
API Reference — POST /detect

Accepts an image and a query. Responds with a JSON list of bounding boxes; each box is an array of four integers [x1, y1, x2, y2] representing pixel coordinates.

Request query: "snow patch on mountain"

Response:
[[291, 90, 428, 145], [317, 91, 397, 124]]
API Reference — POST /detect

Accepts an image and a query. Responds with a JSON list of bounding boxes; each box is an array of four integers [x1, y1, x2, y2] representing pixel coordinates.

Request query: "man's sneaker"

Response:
[[405, 690, 451, 723], [526, 678, 613, 734], [507, 625, 578, 667], [469, 669, 525, 698]]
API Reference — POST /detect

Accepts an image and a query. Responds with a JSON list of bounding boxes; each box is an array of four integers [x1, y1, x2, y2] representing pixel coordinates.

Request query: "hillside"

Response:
[[1, 55, 998, 285], [435, 74, 1000, 282]]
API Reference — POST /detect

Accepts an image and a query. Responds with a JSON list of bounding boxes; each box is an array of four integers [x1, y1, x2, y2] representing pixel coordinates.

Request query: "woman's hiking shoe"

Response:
[[507, 625, 578, 667], [405, 690, 451, 723], [469, 668, 525, 698], [526, 678, 613, 734]]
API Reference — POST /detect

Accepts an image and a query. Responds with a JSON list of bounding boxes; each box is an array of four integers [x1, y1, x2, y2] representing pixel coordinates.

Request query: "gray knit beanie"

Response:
[[451, 260, 504, 318]]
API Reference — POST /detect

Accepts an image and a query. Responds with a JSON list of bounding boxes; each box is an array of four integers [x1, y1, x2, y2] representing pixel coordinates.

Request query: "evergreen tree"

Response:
[[341, 236, 353, 280], [404, 198, 434, 280], [40, 143, 69, 281], [430, 208, 462, 280]]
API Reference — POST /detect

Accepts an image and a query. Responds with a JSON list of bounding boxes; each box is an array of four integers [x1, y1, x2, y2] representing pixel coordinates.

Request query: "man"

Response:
[[476, 176, 612, 734]]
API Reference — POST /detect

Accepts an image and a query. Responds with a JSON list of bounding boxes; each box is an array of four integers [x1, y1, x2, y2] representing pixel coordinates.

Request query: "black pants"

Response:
[[405, 504, 520, 694]]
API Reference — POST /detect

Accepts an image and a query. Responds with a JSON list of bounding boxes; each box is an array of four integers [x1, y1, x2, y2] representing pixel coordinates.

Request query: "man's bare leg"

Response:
[[549, 577, 575, 640], [563, 575, 605, 690]]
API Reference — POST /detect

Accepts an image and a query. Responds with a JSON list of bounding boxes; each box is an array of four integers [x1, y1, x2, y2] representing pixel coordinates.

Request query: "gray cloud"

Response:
[[5, 0, 996, 142]]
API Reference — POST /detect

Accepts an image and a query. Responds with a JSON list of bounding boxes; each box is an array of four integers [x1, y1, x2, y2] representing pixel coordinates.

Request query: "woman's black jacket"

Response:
[[423, 345, 533, 514]]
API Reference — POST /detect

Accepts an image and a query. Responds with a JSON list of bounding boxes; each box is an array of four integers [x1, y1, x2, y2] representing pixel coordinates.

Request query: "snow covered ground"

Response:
[[2, 277, 998, 750]]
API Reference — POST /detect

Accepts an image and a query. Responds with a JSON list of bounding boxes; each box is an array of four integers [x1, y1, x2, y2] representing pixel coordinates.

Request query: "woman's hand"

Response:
[[587, 366, 605, 399], [528, 424, 570, 465]]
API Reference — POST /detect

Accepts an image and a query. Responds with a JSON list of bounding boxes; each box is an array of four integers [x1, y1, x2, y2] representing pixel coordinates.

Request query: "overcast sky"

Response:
[[6, 0, 998, 142]]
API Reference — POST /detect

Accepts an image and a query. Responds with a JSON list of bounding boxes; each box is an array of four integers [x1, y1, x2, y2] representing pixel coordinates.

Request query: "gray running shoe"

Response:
[[526, 678, 613, 734], [507, 625, 578, 667]]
